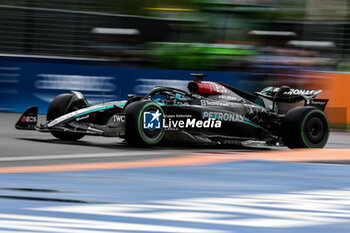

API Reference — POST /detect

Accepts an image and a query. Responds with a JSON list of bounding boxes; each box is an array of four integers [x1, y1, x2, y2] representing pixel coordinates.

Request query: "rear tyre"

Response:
[[283, 107, 329, 149], [123, 100, 164, 146], [47, 93, 84, 141]]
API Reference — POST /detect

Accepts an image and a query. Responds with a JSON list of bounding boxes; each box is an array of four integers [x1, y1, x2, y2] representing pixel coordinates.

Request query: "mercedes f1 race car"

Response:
[[16, 73, 330, 148]]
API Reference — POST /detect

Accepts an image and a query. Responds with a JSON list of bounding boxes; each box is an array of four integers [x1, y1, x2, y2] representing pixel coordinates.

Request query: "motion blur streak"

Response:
[[1, 1, 350, 233], [0, 0, 349, 128]]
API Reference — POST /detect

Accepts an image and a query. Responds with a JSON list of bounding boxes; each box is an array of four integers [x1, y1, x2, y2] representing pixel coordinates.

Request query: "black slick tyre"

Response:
[[123, 100, 165, 146], [283, 106, 329, 149], [47, 93, 84, 141]]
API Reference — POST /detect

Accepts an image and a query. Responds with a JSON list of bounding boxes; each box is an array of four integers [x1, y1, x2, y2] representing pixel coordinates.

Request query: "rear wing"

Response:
[[258, 86, 322, 98], [254, 86, 328, 111]]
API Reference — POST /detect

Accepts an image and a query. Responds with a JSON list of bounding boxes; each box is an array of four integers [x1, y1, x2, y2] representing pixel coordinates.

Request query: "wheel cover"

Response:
[[137, 103, 165, 144]]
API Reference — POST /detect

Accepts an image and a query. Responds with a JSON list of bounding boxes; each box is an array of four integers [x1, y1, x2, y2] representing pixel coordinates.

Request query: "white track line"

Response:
[[0, 150, 256, 162], [0, 151, 177, 162]]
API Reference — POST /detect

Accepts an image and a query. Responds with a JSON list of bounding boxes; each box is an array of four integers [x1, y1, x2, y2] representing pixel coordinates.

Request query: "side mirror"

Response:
[[128, 94, 136, 99]]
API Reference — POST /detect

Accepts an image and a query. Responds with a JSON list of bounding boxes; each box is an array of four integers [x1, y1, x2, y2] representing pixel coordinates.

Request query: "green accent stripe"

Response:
[[116, 102, 126, 107], [75, 105, 114, 117], [243, 120, 259, 128]]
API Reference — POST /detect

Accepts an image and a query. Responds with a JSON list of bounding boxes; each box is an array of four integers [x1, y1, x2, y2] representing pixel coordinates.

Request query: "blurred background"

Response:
[[0, 0, 349, 128]]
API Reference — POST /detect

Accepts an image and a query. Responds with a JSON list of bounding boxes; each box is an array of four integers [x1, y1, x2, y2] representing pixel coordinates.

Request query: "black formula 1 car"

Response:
[[16, 74, 330, 148]]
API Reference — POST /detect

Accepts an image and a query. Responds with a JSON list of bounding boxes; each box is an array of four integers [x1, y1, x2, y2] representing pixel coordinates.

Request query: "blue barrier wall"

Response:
[[0, 56, 264, 114]]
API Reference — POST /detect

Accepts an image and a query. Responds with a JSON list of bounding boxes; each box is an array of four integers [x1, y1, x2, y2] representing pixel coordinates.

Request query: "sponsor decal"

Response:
[[269, 87, 320, 96], [20, 116, 37, 123], [202, 111, 244, 122], [200, 100, 229, 107], [305, 99, 328, 110], [113, 114, 126, 123], [309, 100, 327, 105], [76, 115, 89, 121], [202, 111, 259, 128], [285, 89, 316, 95], [143, 110, 162, 129], [217, 95, 237, 101]]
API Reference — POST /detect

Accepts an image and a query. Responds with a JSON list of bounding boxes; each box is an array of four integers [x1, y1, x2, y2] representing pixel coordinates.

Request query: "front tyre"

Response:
[[47, 93, 84, 141], [123, 100, 165, 146], [283, 107, 329, 149]]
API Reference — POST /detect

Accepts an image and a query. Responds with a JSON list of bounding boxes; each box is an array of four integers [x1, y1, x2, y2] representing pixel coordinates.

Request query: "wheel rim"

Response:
[[305, 117, 325, 144], [301, 110, 329, 148]]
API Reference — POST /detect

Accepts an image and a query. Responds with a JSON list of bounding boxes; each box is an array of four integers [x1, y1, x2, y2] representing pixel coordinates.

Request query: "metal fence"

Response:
[[0, 4, 176, 60], [0, 2, 350, 69]]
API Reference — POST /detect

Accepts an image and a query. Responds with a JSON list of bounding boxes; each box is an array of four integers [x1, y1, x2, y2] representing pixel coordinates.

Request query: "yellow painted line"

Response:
[[144, 7, 199, 12]]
